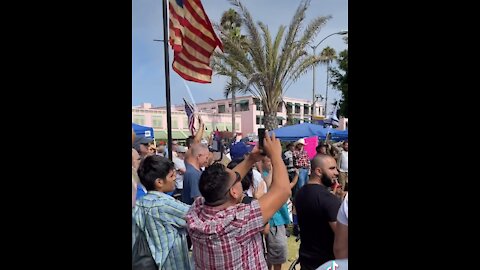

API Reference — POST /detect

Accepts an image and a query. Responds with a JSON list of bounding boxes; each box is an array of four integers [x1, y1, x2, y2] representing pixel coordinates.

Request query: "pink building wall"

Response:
[[140, 95, 325, 137], [132, 103, 241, 140]]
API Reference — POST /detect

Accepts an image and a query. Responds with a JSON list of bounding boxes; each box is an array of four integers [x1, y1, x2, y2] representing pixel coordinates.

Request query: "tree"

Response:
[[329, 47, 348, 117], [319, 46, 336, 115], [214, 0, 331, 130], [216, 9, 248, 134]]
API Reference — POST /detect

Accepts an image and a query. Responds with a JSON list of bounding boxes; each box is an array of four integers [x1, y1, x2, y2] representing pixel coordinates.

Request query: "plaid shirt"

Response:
[[133, 191, 193, 270], [186, 197, 267, 270], [293, 149, 311, 170]]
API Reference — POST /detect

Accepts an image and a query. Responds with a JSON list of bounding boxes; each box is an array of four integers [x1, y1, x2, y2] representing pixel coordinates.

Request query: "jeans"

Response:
[[296, 168, 309, 193]]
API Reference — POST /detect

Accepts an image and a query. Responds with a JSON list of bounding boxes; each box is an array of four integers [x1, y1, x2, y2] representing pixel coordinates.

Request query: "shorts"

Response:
[[266, 225, 287, 265]]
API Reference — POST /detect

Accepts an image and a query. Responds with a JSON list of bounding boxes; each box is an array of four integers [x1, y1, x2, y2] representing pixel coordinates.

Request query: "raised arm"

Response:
[[193, 115, 205, 144], [289, 169, 299, 189], [256, 132, 291, 223], [334, 222, 348, 259], [263, 165, 273, 188], [334, 193, 348, 259]]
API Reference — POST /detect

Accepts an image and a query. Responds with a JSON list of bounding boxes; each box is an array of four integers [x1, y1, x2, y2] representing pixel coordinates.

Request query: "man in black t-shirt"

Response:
[[294, 154, 342, 270]]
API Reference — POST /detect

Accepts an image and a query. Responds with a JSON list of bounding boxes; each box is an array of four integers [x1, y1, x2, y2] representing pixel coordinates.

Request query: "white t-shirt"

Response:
[[284, 150, 294, 169], [246, 169, 267, 197], [339, 151, 348, 172], [337, 193, 348, 226], [172, 157, 186, 189]]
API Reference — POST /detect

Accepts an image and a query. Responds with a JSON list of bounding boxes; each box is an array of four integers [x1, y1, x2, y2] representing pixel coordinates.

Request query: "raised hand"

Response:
[[262, 131, 282, 160]]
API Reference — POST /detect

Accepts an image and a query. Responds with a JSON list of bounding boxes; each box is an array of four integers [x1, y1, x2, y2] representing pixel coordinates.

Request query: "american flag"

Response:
[[168, 0, 223, 83], [183, 98, 196, 135]]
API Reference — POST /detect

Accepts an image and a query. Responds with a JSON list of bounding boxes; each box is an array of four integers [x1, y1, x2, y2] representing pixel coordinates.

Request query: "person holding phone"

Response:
[[185, 131, 291, 269]]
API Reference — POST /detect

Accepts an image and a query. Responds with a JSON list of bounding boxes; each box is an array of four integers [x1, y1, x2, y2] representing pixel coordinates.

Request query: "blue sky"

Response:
[[132, 0, 348, 111]]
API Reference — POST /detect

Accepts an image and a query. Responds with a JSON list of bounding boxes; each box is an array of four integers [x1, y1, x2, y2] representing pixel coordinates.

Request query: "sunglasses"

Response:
[[224, 171, 242, 196]]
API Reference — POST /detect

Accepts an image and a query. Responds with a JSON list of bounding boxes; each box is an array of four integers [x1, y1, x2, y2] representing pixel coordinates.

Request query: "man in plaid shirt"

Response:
[[186, 131, 291, 270], [292, 138, 311, 195]]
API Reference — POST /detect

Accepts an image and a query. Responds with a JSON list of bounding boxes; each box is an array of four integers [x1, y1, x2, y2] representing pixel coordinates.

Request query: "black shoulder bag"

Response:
[[132, 210, 158, 270]]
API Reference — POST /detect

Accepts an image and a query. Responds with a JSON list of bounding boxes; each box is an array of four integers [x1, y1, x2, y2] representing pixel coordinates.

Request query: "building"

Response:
[[186, 95, 324, 136], [338, 117, 348, 130], [132, 103, 241, 142], [142, 95, 324, 137]]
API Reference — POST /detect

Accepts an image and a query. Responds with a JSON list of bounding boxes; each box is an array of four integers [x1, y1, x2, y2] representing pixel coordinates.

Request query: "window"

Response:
[[133, 115, 145, 125], [235, 122, 240, 130], [237, 100, 249, 112], [286, 103, 292, 114], [172, 117, 178, 129], [295, 104, 301, 114], [240, 103, 249, 111], [182, 117, 188, 129], [218, 104, 226, 113], [254, 99, 261, 111], [256, 116, 262, 125], [304, 105, 310, 115], [177, 117, 183, 128], [152, 116, 162, 128]]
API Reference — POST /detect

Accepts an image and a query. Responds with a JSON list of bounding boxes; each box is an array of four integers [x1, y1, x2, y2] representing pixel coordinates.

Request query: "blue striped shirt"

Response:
[[133, 191, 193, 270]]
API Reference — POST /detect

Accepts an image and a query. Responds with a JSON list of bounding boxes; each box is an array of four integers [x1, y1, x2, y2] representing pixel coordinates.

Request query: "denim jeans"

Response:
[[296, 168, 309, 193]]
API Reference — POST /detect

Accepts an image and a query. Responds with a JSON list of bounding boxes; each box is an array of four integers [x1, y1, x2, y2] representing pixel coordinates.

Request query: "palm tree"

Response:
[[214, 0, 331, 130], [215, 9, 248, 134], [319, 46, 337, 115], [330, 37, 348, 117]]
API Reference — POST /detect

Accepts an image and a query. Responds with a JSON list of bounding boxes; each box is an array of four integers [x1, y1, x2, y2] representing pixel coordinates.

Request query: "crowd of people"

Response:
[[132, 116, 348, 270]]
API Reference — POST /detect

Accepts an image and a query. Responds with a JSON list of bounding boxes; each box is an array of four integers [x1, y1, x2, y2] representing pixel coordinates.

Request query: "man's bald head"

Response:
[[191, 143, 208, 156], [310, 154, 339, 187], [311, 154, 336, 173]]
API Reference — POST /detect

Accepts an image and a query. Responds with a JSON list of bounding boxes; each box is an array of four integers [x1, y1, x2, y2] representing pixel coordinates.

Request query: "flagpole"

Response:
[[162, 0, 173, 160]]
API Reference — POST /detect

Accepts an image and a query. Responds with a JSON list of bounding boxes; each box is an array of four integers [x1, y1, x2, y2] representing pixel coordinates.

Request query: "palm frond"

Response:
[[230, 0, 266, 74]]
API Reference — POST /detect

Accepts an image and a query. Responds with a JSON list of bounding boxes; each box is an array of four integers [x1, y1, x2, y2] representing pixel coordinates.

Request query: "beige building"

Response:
[[132, 103, 241, 141], [138, 96, 326, 138]]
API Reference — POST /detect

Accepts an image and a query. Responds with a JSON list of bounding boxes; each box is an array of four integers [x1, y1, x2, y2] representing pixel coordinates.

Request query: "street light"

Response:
[[311, 30, 348, 117]]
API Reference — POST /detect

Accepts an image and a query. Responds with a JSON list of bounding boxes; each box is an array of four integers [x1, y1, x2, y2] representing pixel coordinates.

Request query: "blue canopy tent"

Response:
[[270, 123, 328, 141], [270, 123, 348, 142], [324, 128, 348, 141], [132, 123, 154, 139]]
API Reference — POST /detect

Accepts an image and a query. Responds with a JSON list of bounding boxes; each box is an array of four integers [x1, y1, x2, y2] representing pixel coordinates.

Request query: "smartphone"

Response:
[[257, 128, 266, 155]]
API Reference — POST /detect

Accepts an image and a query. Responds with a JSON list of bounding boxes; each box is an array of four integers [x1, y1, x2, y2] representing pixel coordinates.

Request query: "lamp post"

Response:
[[311, 30, 348, 117]]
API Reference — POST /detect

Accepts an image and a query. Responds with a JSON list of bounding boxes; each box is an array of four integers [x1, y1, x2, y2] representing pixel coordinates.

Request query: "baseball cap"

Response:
[[230, 142, 253, 160], [133, 136, 153, 151]]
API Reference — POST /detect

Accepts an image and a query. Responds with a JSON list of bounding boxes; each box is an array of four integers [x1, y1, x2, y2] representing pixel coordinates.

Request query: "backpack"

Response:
[[132, 214, 158, 270]]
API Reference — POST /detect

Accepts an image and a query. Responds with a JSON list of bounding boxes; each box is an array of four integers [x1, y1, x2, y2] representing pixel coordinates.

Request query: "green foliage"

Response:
[[329, 49, 348, 117], [214, 0, 331, 130]]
